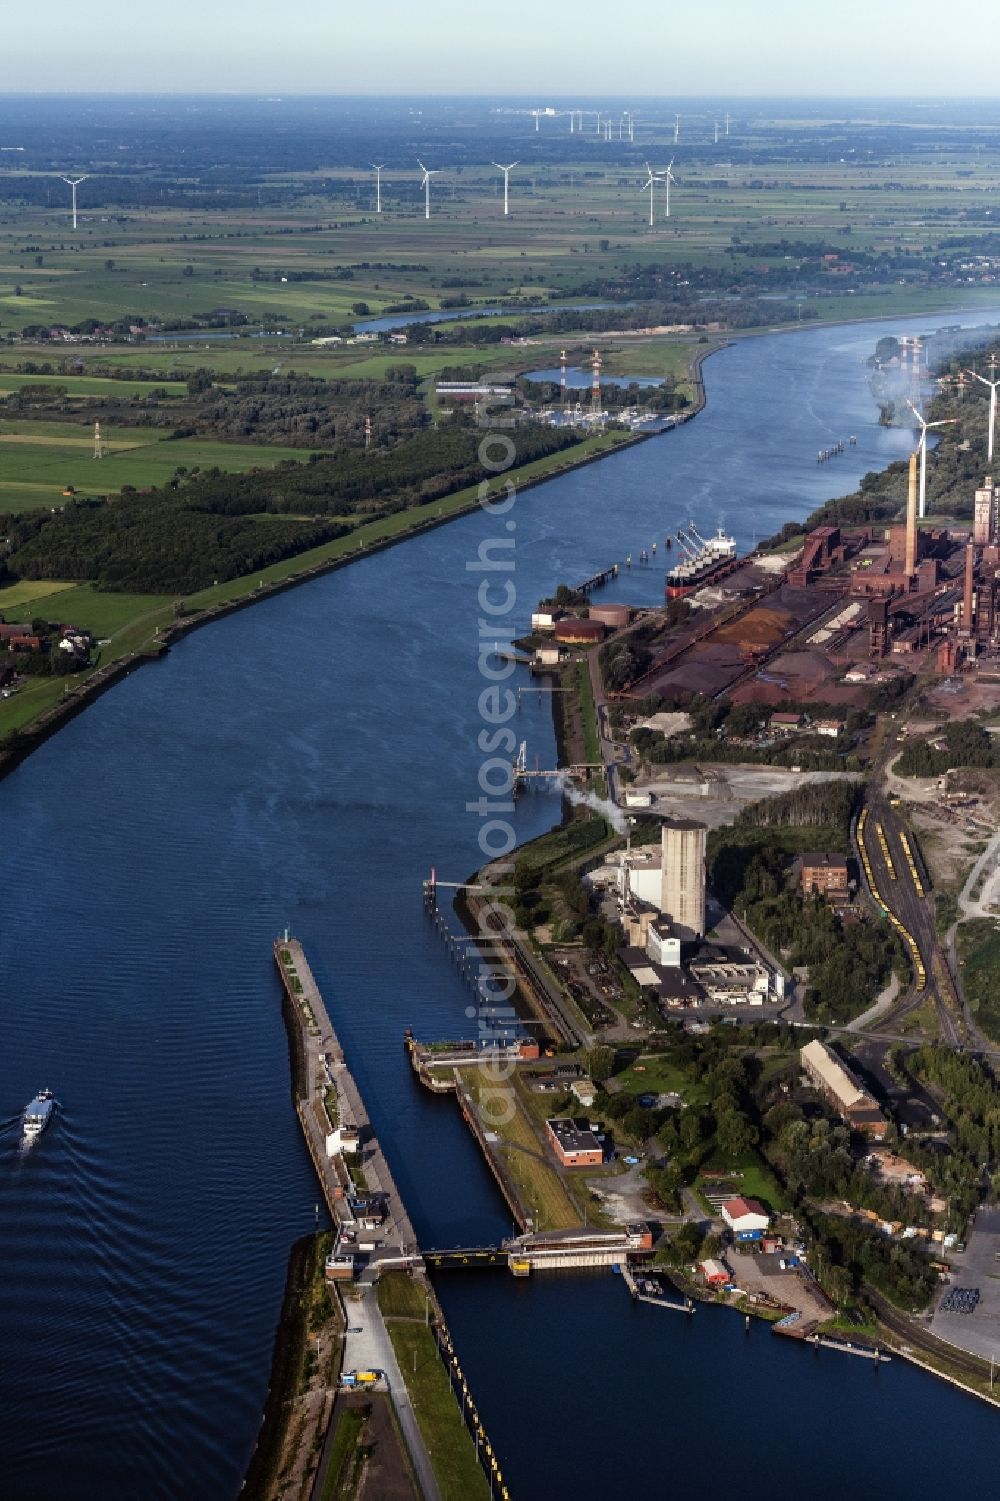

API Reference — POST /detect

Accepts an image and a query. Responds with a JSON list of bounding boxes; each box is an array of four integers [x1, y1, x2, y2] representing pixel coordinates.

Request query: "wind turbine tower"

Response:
[[674, 114, 680, 145], [61, 175, 88, 231], [965, 354, 1000, 464], [417, 160, 440, 221], [725, 111, 731, 136], [492, 161, 518, 217], [641, 162, 664, 227], [663, 159, 677, 219], [714, 120, 719, 144], [906, 399, 958, 519], [371, 164, 386, 214]]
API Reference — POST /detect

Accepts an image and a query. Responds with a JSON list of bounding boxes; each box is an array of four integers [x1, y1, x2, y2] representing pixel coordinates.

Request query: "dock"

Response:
[[622, 1263, 695, 1314], [807, 1333, 891, 1363], [273, 935, 420, 1272], [577, 562, 619, 593]]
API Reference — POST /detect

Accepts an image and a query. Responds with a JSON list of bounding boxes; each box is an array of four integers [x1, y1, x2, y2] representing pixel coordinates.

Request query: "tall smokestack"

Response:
[[560, 348, 567, 405], [964, 541, 976, 633], [905, 451, 918, 579]]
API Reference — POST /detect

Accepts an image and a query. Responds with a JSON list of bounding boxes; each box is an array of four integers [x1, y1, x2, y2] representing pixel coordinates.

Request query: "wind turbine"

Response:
[[663, 159, 677, 218], [492, 161, 518, 217], [965, 354, 1000, 464], [674, 113, 680, 145], [906, 400, 958, 519], [714, 120, 719, 144], [640, 162, 664, 227], [61, 175, 88, 231], [371, 164, 386, 214], [417, 160, 440, 221]]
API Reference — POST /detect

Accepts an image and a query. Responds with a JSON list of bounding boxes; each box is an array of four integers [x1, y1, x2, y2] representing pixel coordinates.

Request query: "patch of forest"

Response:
[[0, 423, 582, 594]]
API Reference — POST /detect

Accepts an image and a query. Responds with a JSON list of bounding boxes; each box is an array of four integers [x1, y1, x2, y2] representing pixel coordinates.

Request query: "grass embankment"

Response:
[[457, 1067, 584, 1231], [956, 918, 1000, 1044], [377, 1273, 490, 1501], [241, 1230, 342, 1501], [575, 659, 602, 769], [318, 1404, 368, 1501]]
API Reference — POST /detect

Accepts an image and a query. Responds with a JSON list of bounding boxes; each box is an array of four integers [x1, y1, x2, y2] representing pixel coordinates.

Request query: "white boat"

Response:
[[22, 1089, 55, 1144]]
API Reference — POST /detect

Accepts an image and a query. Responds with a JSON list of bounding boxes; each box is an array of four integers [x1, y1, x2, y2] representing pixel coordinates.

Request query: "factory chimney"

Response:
[[904, 451, 918, 579], [560, 348, 567, 406], [591, 347, 601, 412], [964, 541, 976, 633]]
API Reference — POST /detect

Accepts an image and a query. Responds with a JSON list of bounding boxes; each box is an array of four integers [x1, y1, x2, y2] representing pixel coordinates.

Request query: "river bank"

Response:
[[7, 308, 1000, 1501], [0, 426, 643, 786]]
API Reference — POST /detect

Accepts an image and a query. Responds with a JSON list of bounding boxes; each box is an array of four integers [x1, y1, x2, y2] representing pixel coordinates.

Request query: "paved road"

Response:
[[344, 1287, 442, 1501]]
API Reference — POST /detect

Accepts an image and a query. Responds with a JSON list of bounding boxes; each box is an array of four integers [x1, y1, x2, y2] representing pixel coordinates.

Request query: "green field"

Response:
[[4, 147, 1000, 341], [615, 1054, 711, 1106], [0, 428, 320, 509], [0, 370, 186, 396], [0, 578, 77, 613], [6, 583, 172, 636]]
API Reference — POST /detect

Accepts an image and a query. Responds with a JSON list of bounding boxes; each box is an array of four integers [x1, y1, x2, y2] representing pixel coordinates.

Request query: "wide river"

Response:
[[2, 310, 999, 1500]]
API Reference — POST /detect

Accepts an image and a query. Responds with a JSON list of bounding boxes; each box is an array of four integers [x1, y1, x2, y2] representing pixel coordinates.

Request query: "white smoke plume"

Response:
[[551, 774, 628, 835]]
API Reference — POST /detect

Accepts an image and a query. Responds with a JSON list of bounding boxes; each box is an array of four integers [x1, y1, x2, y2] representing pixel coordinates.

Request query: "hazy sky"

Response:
[[3, 0, 996, 95]]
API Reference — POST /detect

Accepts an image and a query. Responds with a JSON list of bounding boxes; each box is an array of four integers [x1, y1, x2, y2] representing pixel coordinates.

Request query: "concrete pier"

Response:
[[273, 936, 420, 1271]]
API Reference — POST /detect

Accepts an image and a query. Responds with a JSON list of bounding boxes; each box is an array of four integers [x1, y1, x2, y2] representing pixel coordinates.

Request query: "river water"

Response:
[[2, 308, 999, 1500]]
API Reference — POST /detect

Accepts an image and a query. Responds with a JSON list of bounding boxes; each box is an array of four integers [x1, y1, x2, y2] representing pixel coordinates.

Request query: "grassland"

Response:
[[457, 1067, 583, 1232], [0, 427, 316, 509], [614, 1054, 711, 1106]]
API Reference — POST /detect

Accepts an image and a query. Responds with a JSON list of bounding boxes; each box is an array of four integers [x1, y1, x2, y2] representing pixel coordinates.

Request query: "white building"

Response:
[[720, 1197, 770, 1234], [615, 846, 663, 910], [647, 919, 682, 969], [325, 1124, 360, 1158]]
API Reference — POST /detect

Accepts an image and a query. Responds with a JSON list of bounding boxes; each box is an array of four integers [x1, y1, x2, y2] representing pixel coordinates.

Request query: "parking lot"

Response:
[[930, 1208, 1000, 1363]]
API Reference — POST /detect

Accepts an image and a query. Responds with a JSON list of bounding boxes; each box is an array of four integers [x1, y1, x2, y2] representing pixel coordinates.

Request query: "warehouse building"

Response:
[[721, 1197, 771, 1238], [546, 1118, 604, 1168], [800, 1039, 887, 1139]]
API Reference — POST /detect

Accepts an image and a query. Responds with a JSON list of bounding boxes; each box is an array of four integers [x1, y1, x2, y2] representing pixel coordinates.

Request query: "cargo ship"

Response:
[[665, 524, 738, 597], [22, 1088, 54, 1144]]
